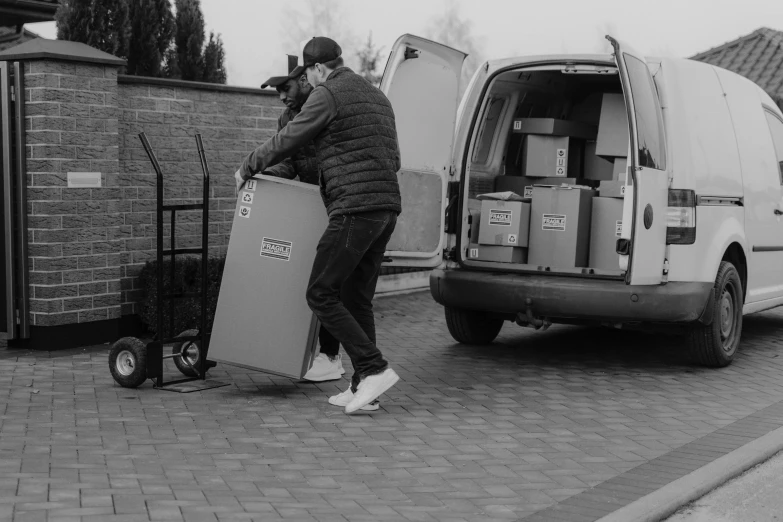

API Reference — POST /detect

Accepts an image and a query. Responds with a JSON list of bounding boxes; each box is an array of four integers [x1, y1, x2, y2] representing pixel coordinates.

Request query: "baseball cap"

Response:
[[261, 55, 302, 89], [302, 36, 342, 68]]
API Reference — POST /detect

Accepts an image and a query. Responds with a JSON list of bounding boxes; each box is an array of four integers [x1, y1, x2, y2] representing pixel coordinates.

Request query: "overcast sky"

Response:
[[27, 0, 781, 89]]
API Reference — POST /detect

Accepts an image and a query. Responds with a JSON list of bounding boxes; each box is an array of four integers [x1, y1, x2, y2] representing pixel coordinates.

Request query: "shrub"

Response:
[[138, 255, 225, 337]]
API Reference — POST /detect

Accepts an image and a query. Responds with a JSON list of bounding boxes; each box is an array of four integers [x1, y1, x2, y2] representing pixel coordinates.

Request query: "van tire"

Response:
[[688, 261, 743, 367], [445, 307, 504, 344]]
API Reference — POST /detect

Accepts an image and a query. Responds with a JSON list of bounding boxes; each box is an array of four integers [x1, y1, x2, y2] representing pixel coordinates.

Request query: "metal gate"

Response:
[[0, 60, 30, 340]]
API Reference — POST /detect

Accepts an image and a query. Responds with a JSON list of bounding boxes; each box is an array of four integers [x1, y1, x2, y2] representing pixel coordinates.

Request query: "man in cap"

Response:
[[260, 56, 347, 384], [235, 37, 401, 414]]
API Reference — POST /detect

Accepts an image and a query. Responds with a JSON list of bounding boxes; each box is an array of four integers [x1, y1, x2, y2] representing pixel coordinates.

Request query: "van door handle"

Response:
[[775, 209, 783, 216]]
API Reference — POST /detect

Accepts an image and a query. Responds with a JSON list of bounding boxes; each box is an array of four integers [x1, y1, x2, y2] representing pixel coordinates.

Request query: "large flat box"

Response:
[[495, 175, 576, 199], [467, 242, 528, 263], [589, 197, 624, 270], [583, 141, 615, 181], [210, 176, 326, 379], [478, 199, 530, 247], [528, 185, 596, 268], [613, 157, 628, 182], [522, 135, 584, 178], [596, 93, 629, 158], [512, 118, 597, 140]]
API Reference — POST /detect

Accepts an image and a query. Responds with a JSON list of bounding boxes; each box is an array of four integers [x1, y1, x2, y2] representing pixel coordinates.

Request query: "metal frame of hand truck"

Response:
[[137, 131, 224, 391]]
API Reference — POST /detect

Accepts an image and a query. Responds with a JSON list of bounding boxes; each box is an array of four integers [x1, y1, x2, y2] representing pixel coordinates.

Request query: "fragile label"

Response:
[[469, 248, 479, 258], [557, 148, 567, 158], [244, 179, 257, 192], [241, 192, 254, 204], [238, 206, 251, 218], [542, 214, 566, 231], [615, 220, 623, 237], [260, 237, 292, 261], [507, 234, 518, 245], [523, 186, 533, 198], [556, 157, 566, 167], [489, 209, 513, 226], [513, 120, 522, 130]]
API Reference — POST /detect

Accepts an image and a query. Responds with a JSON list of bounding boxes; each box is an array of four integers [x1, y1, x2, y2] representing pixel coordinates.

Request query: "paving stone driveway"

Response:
[[3, 290, 783, 522]]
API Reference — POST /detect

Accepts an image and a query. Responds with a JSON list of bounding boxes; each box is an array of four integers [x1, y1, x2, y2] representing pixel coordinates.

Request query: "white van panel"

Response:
[[657, 59, 743, 196], [667, 206, 746, 283], [715, 68, 783, 302]]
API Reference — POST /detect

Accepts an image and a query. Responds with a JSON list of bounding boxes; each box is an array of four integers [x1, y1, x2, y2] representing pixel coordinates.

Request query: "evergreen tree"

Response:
[[172, 0, 205, 81], [357, 32, 383, 86], [126, 0, 175, 77], [202, 32, 227, 84], [56, 0, 130, 58]]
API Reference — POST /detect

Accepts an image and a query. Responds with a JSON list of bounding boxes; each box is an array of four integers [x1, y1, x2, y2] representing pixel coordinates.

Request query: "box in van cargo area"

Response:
[[522, 135, 584, 178], [467, 243, 528, 264], [598, 158, 629, 197], [528, 185, 596, 268], [495, 175, 576, 199], [584, 141, 615, 181], [512, 118, 597, 140], [589, 197, 624, 270], [596, 93, 629, 158], [478, 199, 531, 247]]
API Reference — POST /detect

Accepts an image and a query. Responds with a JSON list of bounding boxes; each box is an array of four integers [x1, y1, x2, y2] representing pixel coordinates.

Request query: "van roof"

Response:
[[485, 54, 615, 73]]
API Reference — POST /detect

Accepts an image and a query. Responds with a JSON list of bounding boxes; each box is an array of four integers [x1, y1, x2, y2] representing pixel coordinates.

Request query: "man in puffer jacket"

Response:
[[260, 57, 346, 384], [236, 37, 401, 414]]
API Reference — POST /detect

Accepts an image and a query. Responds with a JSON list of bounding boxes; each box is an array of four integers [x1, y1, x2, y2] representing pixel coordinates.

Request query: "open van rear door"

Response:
[[608, 36, 669, 285], [380, 35, 466, 267]]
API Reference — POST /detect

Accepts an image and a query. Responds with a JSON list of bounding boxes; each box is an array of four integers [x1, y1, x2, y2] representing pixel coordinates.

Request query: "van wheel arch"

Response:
[[722, 243, 747, 303]]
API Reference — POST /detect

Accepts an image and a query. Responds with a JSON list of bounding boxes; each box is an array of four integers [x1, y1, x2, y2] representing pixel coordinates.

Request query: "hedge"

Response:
[[137, 255, 428, 336], [138, 256, 225, 337]]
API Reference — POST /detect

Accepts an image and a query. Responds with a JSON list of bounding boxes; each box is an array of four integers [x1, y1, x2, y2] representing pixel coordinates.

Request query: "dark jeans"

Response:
[[318, 325, 339, 358], [306, 210, 397, 392]]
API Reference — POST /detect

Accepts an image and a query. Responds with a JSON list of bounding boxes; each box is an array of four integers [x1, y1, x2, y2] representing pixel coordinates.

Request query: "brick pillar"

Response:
[[5, 40, 126, 347]]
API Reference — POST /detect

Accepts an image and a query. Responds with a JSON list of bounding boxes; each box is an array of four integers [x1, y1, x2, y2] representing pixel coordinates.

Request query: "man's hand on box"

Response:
[[234, 169, 245, 195]]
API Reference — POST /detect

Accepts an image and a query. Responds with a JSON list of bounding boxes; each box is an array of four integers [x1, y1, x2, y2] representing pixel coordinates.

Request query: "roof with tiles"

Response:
[[691, 27, 783, 103]]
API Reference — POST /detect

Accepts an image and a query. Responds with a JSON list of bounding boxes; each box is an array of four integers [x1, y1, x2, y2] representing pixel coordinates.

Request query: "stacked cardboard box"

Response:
[[510, 118, 598, 180], [589, 197, 624, 270], [466, 200, 530, 263], [595, 94, 630, 198], [528, 186, 596, 268]]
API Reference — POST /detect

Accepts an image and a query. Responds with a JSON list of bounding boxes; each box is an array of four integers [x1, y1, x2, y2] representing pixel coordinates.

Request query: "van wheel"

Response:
[[445, 307, 504, 344], [688, 261, 743, 367]]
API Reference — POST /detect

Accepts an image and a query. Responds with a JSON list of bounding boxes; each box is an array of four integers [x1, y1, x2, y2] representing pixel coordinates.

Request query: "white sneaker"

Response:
[[303, 353, 345, 382], [345, 368, 399, 413], [328, 387, 380, 411]]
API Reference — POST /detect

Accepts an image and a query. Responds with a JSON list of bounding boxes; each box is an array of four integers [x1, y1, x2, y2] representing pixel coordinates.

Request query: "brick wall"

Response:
[[24, 59, 123, 327], [116, 77, 280, 315]]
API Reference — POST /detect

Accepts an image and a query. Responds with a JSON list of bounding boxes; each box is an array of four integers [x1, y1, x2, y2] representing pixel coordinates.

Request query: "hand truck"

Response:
[[108, 132, 225, 392]]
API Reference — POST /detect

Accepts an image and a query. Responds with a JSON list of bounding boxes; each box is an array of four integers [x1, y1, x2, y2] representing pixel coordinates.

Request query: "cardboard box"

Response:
[[468, 243, 528, 263], [512, 118, 597, 140], [528, 185, 596, 268], [598, 158, 629, 198], [596, 93, 629, 158], [522, 135, 584, 178], [469, 210, 480, 243], [589, 197, 624, 270], [494, 175, 576, 200], [598, 180, 626, 198], [583, 141, 615, 181], [613, 157, 628, 182], [478, 199, 530, 247]]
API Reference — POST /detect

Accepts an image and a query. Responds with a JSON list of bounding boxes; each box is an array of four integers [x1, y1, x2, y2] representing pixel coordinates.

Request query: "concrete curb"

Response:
[[375, 270, 430, 297], [597, 425, 783, 522]]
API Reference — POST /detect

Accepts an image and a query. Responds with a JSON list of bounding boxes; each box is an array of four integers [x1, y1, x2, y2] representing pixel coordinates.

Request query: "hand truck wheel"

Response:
[[172, 329, 201, 377], [109, 337, 148, 388]]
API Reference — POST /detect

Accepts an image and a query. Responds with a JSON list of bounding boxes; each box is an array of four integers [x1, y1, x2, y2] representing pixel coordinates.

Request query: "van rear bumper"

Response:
[[430, 269, 713, 323]]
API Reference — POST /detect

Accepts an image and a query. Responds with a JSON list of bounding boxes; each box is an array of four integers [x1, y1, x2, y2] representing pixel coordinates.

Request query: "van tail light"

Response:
[[666, 189, 696, 245]]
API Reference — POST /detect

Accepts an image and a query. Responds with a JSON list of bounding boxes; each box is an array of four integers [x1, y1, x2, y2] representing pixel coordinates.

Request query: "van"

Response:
[[380, 34, 783, 367]]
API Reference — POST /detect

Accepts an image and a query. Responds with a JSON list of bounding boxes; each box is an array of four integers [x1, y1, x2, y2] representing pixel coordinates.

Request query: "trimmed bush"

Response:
[[139, 255, 224, 337]]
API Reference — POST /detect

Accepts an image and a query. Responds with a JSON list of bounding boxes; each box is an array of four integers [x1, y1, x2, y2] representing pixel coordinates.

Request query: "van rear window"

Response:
[[623, 54, 667, 171]]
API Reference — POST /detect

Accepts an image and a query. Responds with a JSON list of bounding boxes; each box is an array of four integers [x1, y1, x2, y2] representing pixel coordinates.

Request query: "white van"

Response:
[[380, 34, 783, 367]]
